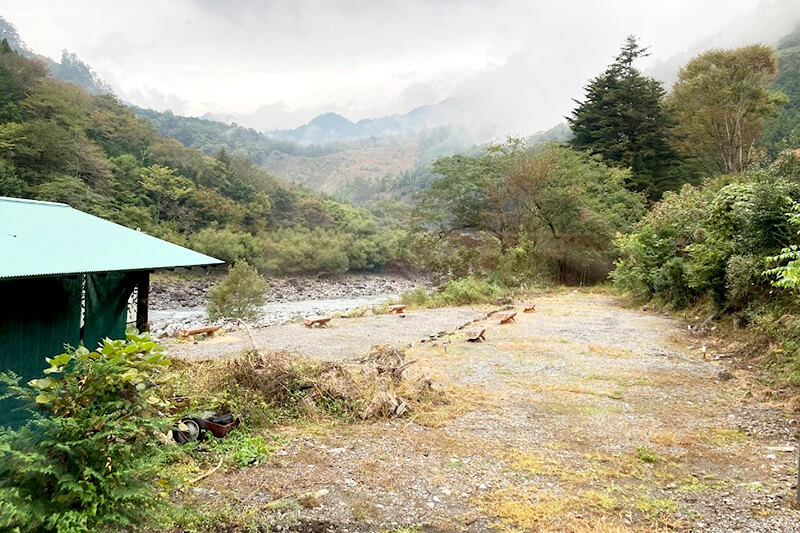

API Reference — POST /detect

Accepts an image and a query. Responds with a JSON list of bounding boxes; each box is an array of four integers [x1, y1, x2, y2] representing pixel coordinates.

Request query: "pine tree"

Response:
[[568, 36, 679, 199]]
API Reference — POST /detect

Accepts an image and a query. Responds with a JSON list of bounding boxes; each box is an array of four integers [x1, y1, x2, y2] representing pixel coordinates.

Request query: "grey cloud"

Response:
[[3, 0, 800, 138]]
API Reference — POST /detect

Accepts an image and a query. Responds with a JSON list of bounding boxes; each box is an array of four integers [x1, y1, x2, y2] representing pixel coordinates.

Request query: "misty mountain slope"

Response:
[[763, 22, 800, 154], [266, 99, 461, 145], [135, 105, 489, 201], [134, 107, 428, 196], [261, 140, 419, 193], [137, 103, 573, 203], [0, 15, 110, 94]]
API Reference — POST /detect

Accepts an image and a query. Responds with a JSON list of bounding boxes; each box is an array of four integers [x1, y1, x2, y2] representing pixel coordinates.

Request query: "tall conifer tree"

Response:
[[568, 36, 678, 199]]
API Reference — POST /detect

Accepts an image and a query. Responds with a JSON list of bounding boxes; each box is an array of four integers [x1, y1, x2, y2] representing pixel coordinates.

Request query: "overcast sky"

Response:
[[3, 0, 800, 134]]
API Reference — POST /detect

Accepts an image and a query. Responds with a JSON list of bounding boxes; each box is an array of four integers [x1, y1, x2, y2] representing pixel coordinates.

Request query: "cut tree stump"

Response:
[[523, 303, 536, 313], [465, 328, 486, 342], [497, 311, 517, 324], [177, 325, 221, 341], [387, 304, 407, 314], [304, 316, 332, 328]]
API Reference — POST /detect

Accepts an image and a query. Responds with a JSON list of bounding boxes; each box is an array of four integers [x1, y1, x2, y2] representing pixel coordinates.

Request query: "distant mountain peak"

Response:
[[308, 112, 354, 128], [269, 100, 462, 145]]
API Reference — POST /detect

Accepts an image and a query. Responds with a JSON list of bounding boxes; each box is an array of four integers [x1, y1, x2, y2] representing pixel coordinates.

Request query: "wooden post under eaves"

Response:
[[136, 272, 150, 332]]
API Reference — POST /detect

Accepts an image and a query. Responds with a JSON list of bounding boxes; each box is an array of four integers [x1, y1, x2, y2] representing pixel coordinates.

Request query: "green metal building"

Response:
[[0, 196, 222, 424]]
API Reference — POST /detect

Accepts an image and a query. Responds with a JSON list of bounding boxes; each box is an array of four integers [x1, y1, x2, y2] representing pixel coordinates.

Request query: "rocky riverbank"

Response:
[[148, 274, 428, 337], [150, 274, 424, 310]]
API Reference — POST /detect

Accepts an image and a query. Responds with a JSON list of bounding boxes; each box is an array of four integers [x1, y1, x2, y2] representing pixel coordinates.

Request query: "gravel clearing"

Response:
[[165, 306, 488, 361], [179, 291, 800, 532]]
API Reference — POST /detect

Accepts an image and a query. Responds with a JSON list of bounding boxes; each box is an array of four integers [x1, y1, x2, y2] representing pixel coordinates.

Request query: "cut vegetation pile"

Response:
[[177, 344, 443, 424]]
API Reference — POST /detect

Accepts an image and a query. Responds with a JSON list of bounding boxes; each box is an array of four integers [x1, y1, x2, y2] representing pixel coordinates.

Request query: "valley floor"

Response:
[[175, 292, 800, 532]]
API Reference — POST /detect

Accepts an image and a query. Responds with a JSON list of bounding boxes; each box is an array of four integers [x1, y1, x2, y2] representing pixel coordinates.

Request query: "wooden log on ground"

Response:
[[304, 316, 332, 328], [465, 328, 486, 342], [177, 325, 222, 340], [497, 311, 517, 324], [523, 303, 536, 313], [387, 304, 407, 314]]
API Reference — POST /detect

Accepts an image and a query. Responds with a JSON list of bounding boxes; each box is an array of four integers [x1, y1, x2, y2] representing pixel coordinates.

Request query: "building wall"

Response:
[[0, 272, 137, 425]]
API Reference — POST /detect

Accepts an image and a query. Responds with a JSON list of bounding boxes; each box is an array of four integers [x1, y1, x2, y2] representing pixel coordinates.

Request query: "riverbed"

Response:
[[148, 274, 425, 336]]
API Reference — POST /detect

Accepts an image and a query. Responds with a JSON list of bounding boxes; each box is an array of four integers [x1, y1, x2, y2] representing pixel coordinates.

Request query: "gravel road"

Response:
[[165, 306, 488, 361], [180, 291, 800, 532]]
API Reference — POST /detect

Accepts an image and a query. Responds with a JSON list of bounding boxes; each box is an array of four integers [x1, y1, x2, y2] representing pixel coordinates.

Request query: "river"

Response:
[[149, 292, 398, 336]]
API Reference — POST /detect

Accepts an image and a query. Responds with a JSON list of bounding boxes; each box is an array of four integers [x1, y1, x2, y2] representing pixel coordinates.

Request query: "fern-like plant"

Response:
[[0, 332, 172, 533], [764, 201, 800, 292]]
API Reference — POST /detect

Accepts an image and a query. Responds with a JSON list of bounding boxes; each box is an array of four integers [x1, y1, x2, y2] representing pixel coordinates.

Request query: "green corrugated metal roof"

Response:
[[0, 196, 223, 279]]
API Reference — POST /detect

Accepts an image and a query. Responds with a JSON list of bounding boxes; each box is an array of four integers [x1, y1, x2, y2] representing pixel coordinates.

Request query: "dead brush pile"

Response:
[[222, 345, 444, 420]]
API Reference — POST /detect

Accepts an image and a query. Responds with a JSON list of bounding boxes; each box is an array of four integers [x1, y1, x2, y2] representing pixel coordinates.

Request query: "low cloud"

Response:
[[3, 0, 800, 137]]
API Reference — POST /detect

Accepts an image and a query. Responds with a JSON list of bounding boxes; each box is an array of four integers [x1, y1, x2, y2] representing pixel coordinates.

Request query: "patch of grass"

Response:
[[156, 497, 268, 533], [587, 345, 635, 358], [509, 450, 552, 476], [391, 526, 424, 533], [447, 458, 465, 469], [583, 489, 618, 511], [206, 429, 289, 467], [636, 446, 659, 464], [333, 306, 368, 318], [649, 431, 699, 447], [674, 477, 709, 494], [508, 381, 626, 401], [372, 303, 389, 315], [350, 500, 380, 521], [477, 487, 570, 532], [586, 373, 654, 388], [630, 494, 678, 520], [547, 383, 625, 401], [701, 427, 749, 446], [411, 383, 495, 427]]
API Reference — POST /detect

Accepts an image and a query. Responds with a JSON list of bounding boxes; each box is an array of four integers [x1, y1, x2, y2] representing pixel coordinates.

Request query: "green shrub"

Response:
[[401, 277, 508, 308], [725, 254, 763, 309], [187, 226, 263, 268], [0, 332, 172, 533], [400, 286, 433, 307], [207, 261, 269, 321], [613, 168, 800, 309], [262, 227, 351, 275], [205, 430, 287, 468], [436, 277, 507, 306]]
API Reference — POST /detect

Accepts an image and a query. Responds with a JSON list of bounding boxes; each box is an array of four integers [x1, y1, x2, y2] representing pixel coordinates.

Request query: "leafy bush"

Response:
[[207, 261, 269, 321], [0, 332, 172, 533], [401, 277, 508, 308], [187, 226, 263, 268], [435, 277, 507, 306], [417, 143, 645, 285], [613, 168, 800, 309]]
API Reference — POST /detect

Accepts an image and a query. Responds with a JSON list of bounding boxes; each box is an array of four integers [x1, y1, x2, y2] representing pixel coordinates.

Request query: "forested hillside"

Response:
[[0, 15, 109, 95], [763, 22, 800, 154], [136, 106, 485, 203], [0, 40, 397, 275], [138, 104, 572, 204]]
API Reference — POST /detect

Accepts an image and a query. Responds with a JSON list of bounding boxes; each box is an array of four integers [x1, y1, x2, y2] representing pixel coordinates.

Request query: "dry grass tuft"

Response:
[[172, 345, 450, 424]]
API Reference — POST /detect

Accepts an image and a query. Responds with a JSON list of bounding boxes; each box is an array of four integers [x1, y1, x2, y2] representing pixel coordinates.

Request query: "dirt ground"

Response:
[[165, 307, 488, 361], [179, 292, 800, 532]]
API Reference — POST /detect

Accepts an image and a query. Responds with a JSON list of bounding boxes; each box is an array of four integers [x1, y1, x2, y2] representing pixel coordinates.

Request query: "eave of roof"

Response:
[[0, 196, 224, 280]]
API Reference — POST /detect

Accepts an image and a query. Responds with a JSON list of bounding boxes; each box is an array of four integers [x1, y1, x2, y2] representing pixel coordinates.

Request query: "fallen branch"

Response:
[[188, 457, 223, 485], [237, 319, 262, 359]]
